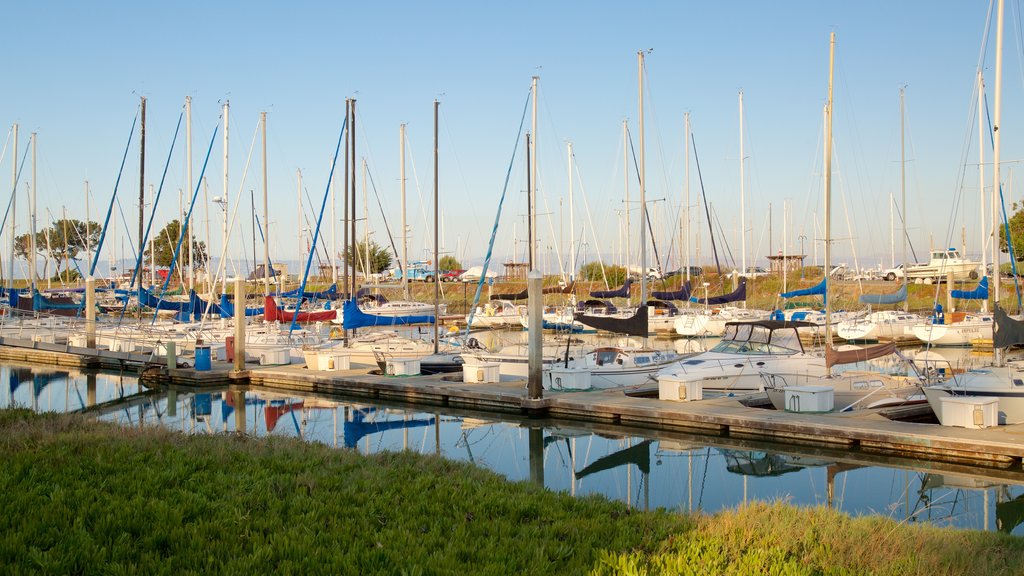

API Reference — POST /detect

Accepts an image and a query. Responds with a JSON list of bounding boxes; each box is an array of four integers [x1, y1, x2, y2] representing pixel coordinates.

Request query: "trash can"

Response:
[[195, 345, 212, 371], [225, 336, 235, 363]]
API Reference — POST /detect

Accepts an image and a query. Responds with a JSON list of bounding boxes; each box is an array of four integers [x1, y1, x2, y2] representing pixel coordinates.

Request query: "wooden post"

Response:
[[946, 271, 955, 320], [85, 276, 96, 348], [527, 270, 543, 399], [232, 389, 246, 433], [234, 276, 245, 371]]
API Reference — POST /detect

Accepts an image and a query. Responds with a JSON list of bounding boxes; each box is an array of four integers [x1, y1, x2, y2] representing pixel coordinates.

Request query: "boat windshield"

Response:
[[710, 324, 802, 355]]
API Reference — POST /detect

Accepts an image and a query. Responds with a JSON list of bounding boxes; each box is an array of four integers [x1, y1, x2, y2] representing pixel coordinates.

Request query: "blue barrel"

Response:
[[195, 345, 212, 371]]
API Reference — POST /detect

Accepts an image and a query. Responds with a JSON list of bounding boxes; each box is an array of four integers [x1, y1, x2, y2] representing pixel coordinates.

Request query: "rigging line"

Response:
[[464, 89, 531, 336], [439, 106, 480, 252], [691, 132, 722, 276], [404, 131, 432, 259], [625, 127, 664, 276], [0, 140, 32, 241], [365, 166, 400, 273], [301, 187, 330, 270], [289, 112, 347, 335], [149, 122, 219, 326], [574, 147, 611, 290], [90, 110, 139, 278], [983, 93, 1024, 309]]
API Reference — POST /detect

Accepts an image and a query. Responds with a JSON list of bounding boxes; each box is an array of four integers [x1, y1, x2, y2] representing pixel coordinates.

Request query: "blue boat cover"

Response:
[[951, 276, 989, 300], [859, 283, 907, 305], [341, 298, 434, 329], [276, 283, 339, 300], [218, 293, 265, 318], [590, 277, 632, 299], [780, 278, 826, 300], [138, 287, 192, 312]]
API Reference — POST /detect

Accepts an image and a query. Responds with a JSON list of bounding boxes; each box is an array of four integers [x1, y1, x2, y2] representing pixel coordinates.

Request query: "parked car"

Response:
[[881, 264, 905, 281], [741, 266, 770, 279], [441, 269, 464, 282]]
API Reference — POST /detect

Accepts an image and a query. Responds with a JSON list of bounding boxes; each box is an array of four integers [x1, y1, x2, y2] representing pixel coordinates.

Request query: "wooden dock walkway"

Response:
[[4, 337, 1024, 470]]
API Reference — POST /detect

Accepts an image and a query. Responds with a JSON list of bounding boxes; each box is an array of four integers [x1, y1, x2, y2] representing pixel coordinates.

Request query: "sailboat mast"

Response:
[[684, 112, 691, 282], [261, 111, 270, 296], [342, 99, 349, 301], [331, 140, 338, 287], [296, 168, 303, 289], [530, 76, 538, 270], [900, 87, 908, 312], [978, 70, 988, 312], [400, 123, 409, 299], [30, 132, 36, 295], [568, 141, 575, 282], [8, 124, 15, 291], [638, 50, 647, 304], [186, 96, 194, 291], [433, 99, 440, 354], [993, 0, 1005, 366], [623, 119, 630, 275], [221, 100, 229, 296], [138, 96, 146, 289], [350, 98, 357, 298], [824, 33, 836, 369], [739, 90, 746, 278], [84, 179, 89, 275]]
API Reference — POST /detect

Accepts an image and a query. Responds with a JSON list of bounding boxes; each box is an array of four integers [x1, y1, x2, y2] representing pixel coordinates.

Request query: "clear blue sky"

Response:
[[1, 1, 1017, 280]]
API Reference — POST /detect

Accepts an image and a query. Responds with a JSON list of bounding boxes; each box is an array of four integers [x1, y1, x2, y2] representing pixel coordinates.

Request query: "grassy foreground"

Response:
[[1, 409, 1022, 575]]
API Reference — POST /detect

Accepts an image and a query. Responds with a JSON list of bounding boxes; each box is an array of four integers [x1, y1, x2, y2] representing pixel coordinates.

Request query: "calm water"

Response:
[[5, 361, 1024, 535]]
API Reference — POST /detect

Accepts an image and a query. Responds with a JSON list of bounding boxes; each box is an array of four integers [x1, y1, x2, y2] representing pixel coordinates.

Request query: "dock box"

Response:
[[329, 353, 351, 371], [259, 348, 290, 366], [784, 385, 835, 413], [658, 374, 704, 401], [546, 367, 592, 391], [463, 362, 500, 383], [938, 396, 999, 429], [386, 357, 420, 376]]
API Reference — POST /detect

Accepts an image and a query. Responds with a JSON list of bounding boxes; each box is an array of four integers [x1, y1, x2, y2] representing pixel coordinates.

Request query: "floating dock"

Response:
[[3, 336, 1024, 470]]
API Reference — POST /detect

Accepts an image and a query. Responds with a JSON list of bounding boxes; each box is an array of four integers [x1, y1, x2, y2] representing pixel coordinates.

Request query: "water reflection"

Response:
[[3, 361, 1024, 534]]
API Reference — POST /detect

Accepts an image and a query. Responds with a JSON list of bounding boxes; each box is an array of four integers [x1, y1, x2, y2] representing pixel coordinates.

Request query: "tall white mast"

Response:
[[149, 184, 156, 286], [221, 100, 229, 296], [84, 179, 90, 274], [739, 90, 746, 278], [900, 87, 908, 312], [638, 50, 648, 304], [978, 70, 988, 312], [362, 158, 369, 276], [261, 111, 270, 295], [623, 119, 630, 275], [30, 132, 37, 294], [186, 96, 194, 291], [8, 124, 15, 291], [684, 112, 691, 282], [825, 33, 836, 371], [530, 76, 538, 269], [296, 169, 303, 285], [331, 156, 337, 285], [568, 141, 575, 282], [400, 124, 409, 299], [993, 0, 1005, 366]]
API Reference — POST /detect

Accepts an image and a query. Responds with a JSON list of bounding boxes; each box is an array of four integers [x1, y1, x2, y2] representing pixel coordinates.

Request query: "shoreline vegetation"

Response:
[[2, 408, 1021, 574]]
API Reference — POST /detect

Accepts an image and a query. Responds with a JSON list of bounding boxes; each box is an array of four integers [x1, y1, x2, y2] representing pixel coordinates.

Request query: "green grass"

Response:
[[2, 408, 1022, 574]]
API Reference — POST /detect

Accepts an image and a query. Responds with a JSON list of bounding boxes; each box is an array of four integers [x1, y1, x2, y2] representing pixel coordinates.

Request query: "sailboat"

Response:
[[837, 88, 925, 342], [924, 0, 1024, 424], [758, 33, 919, 411]]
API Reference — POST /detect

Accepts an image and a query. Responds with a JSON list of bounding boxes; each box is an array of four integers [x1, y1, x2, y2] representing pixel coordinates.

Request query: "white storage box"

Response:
[[545, 367, 592, 391], [303, 350, 320, 369], [68, 334, 90, 348], [784, 385, 835, 413], [259, 348, 291, 366], [658, 374, 704, 401], [386, 357, 420, 376], [210, 343, 227, 362], [329, 353, 351, 371], [938, 396, 999, 429], [108, 338, 136, 352], [463, 362, 500, 384]]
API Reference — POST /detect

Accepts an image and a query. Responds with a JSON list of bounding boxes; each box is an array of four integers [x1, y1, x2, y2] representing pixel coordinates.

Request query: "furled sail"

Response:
[[264, 296, 337, 323], [574, 305, 649, 337], [590, 277, 632, 299], [137, 287, 192, 312], [275, 283, 339, 301], [490, 287, 528, 301], [218, 293, 265, 318], [825, 341, 896, 368], [651, 281, 691, 301], [691, 278, 747, 306], [859, 283, 907, 305]]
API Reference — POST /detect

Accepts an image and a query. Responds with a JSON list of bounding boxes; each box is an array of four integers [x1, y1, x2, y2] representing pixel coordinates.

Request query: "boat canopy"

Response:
[[713, 320, 815, 355], [951, 276, 989, 300]]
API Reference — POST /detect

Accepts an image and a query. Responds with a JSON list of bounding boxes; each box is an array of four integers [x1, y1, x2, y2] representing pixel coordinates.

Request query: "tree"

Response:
[[579, 262, 626, 285], [439, 255, 462, 271], [15, 219, 101, 276], [343, 240, 392, 274], [148, 220, 208, 269], [1001, 202, 1024, 261]]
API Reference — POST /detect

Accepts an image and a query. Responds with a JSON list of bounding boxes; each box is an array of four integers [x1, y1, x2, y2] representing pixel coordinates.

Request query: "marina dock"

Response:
[[4, 336, 1023, 471]]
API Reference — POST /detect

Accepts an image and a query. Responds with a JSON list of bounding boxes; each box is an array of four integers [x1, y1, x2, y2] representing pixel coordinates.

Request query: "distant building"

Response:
[[767, 254, 805, 274], [504, 262, 529, 280]]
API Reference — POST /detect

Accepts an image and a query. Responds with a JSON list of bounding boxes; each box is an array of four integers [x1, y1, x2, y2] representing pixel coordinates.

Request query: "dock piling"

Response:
[[527, 270, 543, 399], [85, 277, 96, 348], [234, 277, 245, 372]]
